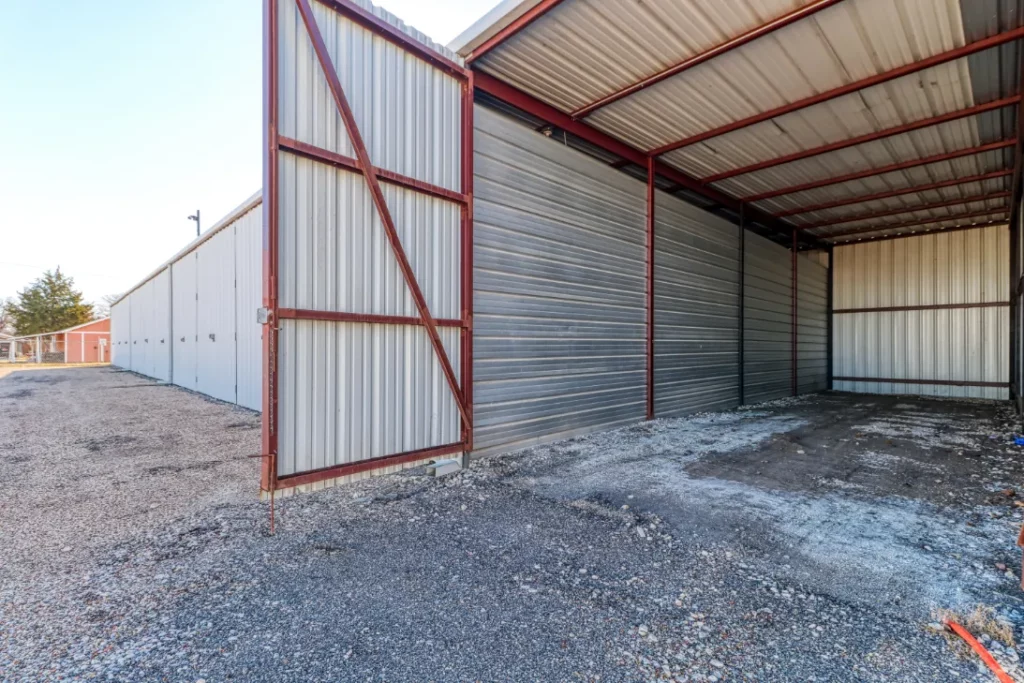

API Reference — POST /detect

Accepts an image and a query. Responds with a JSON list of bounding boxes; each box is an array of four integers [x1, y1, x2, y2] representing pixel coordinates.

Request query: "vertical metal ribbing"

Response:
[[646, 156, 655, 420]]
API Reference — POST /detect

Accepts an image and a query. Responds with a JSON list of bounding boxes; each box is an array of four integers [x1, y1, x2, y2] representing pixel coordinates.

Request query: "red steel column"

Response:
[[647, 157, 656, 420], [461, 73, 475, 452], [791, 229, 798, 396], [261, 0, 280, 495]]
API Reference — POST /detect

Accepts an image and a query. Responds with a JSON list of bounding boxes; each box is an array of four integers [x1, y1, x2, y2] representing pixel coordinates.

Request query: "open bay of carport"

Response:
[[2, 366, 1022, 681]]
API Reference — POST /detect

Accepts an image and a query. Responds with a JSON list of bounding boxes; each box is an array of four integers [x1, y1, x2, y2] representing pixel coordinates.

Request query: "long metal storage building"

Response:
[[112, 0, 1023, 499], [110, 192, 263, 411]]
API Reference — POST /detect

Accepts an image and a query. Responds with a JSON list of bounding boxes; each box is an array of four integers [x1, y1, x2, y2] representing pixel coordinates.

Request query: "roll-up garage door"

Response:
[[473, 106, 647, 455], [150, 269, 172, 382], [196, 226, 237, 403]]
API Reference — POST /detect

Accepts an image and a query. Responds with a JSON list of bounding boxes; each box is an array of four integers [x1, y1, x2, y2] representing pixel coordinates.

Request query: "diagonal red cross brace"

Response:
[[294, 0, 472, 428]]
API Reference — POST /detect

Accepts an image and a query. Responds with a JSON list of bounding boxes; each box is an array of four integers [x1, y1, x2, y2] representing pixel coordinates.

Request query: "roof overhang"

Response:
[[454, 0, 1023, 246]]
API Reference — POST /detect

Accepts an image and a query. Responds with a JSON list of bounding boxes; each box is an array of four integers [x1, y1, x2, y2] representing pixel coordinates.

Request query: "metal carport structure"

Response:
[[260, 0, 1023, 497]]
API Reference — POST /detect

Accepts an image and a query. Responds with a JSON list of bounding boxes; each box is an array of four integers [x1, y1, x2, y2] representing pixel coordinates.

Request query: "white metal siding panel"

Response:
[[172, 254, 199, 391], [235, 204, 264, 411], [654, 190, 740, 416], [473, 106, 647, 454], [149, 268, 172, 382], [129, 281, 150, 376], [110, 300, 130, 369], [833, 225, 1009, 399], [196, 226, 238, 404], [744, 232, 793, 403], [274, 0, 464, 477], [797, 252, 829, 393]]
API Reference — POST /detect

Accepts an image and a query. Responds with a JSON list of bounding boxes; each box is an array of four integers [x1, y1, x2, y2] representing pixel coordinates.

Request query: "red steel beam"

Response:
[[473, 71, 824, 247], [829, 220, 1008, 245], [705, 96, 1021, 184], [276, 442, 467, 489], [650, 27, 1024, 158], [834, 301, 1009, 314], [261, 0, 281, 499], [646, 156, 655, 420], [466, 0, 567, 64], [571, 0, 844, 120], [777, 169, 1013, 218], [743, 139, 1017, 203], [278, 136, 469, 204], [791, 228, 798, 396], [296, 0, 472, 428], [800, 191, 1011, 229], [820, 208, 1009, 239], [278, 308, 464, 327], [833, 376, 1008, 388], [318, 0, 468, 79]]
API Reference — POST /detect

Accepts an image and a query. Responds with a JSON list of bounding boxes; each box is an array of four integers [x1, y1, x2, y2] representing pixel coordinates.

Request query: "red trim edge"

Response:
[[276, 442, 467, 489]]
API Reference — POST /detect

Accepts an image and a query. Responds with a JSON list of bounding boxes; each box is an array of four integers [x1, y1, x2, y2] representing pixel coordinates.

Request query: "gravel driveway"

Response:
[[2, 366, 1022, 681]]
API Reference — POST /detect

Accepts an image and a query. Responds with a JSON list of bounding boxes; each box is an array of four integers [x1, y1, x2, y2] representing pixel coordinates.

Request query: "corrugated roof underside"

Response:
[[471, 0, 1023, 242]]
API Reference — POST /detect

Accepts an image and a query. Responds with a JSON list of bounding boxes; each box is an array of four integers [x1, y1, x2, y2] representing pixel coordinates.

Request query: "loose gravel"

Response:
[[2, 367, 1023, 681]]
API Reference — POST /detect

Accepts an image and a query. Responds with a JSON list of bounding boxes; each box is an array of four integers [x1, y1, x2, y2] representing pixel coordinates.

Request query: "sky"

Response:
[[0, 0, 498, 308]]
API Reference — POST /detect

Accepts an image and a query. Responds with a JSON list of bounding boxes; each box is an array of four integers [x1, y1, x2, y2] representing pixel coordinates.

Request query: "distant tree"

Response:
[[92, 293, 122, 320], [0, 298, 15, 336], [6, 269, 94, 335]]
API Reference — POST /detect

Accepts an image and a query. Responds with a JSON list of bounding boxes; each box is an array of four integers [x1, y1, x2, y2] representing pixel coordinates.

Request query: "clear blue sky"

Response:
[[0, 0, 497, 307]]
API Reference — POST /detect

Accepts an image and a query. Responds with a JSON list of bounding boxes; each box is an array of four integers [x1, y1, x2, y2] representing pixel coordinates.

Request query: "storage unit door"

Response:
[[172, 254, 199, 391], [743, 232, 793, 404], [150, 269, 172, 382], [653, 190, 740, 416], [473, 106, 647, 455], [196, 226, 237, 403], [111, 300, 129, 368], [129, 283, 149, 376], [234, 204, 263, 411]]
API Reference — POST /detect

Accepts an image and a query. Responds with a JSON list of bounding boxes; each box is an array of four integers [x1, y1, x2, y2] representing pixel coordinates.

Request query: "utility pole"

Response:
[[188, 210, 201, 237]]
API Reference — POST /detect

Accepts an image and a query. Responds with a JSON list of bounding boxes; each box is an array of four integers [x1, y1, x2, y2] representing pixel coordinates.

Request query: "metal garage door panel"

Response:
[[129, 281, 149, 376], [196, 225, 237, 403], [473, 106, 647, 455], [744, 232, 793, 404], [797, 253, 828, 394], [111, 300, 130, 369], [172, 254, 198, 391], [653, 189, 740, 417], [150, 269, 172, 382], [234, 204, 263, 411]]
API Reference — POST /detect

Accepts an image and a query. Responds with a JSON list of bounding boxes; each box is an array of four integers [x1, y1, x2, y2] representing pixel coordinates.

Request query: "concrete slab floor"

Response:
[[3, 367, 1024, 681]]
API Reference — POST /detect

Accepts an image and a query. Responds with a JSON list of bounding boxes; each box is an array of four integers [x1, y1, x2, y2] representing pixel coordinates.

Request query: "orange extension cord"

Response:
[[944, 619, 1015, 683]]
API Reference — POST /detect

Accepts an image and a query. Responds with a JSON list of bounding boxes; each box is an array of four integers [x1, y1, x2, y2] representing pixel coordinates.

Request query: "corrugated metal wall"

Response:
[[743, 232, 793, 403], [797, 252, 829, 394], [273, 0, 463, 478], [110, 300, 129, 368], [110, 197, 263, 410], [171, 254, 198, 391], [833, 225, 1009, 400], [472, 106, 647, 454], [653, 190, 740, 416], [235, 205, 263, 411], [150, 269, 172, 382]]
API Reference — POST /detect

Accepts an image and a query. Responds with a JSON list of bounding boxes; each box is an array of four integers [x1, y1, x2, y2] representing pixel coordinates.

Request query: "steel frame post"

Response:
[[826, 245, 834, 390], [261, 0, 280, 498], [461, 72, 475, 456], [738, 204, 746, 406], [791, 229, 798, 396], [646, 156, 656, 420]]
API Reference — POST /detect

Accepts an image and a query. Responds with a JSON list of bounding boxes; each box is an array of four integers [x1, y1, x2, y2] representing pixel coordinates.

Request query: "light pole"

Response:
[[188, 210, 200, 237]]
